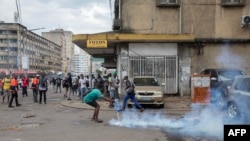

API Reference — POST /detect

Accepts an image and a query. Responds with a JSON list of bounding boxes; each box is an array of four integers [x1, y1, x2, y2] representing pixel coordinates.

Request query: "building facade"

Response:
[[73, 0, 250, 96], [42, 29, 75, 74], [0, 22, 61, 75], [74, 47, 90, 76]]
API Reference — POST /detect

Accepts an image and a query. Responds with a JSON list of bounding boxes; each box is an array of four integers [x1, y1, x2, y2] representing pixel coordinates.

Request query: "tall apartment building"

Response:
[[42, 29, 75, 74], [74, 46, 90, 76], [73, 0, 250, 96], [0, 22, 61, 75]]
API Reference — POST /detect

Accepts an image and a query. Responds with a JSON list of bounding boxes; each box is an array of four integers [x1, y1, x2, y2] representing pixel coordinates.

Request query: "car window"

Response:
[[211, 70, 217, 77], [203, 70, 210, 75], [218, 70, 245, 80], [133, 78, 159, 86], [238, 78, 250, 92]]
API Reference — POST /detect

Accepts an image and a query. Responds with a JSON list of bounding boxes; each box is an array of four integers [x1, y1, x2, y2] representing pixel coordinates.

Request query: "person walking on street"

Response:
[[2, 74, 11, 104], [62, 76, 69, 98], [51, 77, 56, 92], [21, 75, 29, 97], [31, 74, 39, 102], [122, 75, 144, 112], [38, 72, 48, 104], [72, 77, 78, 95], [66, 73, 73, 100], [84, 85, 114, 123], [8, 75, 21, 108], [78, 74, 87, 101], [108, 71, 120, 108], [55, 76, 62, 93]]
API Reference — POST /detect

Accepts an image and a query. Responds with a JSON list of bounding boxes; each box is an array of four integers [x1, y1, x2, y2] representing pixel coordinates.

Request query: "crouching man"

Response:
[[83, 85, 114, 123]]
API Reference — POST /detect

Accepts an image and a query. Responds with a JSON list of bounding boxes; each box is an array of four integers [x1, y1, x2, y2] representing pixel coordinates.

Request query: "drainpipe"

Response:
[[119, 0, 122, 30], [179, 0, 182, 34]]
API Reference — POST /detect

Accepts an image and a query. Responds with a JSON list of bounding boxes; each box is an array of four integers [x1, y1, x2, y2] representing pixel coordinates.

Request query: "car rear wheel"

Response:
[[227, 102, 240, 119]]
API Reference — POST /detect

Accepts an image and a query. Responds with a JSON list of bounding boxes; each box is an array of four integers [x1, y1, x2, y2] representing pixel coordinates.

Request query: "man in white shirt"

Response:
[[78, 74, 87, 101], [108, 71, 120, 108]]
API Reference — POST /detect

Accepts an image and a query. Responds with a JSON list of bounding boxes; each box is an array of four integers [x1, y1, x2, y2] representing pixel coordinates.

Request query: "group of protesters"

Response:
[[0, 71, 144, 123], [0, 72, 48, 108]]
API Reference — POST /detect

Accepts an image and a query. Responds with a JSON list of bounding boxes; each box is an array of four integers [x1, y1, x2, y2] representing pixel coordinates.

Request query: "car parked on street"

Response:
[[200, 68, 246, 108], [128, 76, 165, 108], [226, 75, 250, 121]]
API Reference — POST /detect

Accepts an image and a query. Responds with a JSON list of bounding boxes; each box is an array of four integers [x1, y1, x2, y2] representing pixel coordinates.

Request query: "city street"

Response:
[[0, 85, 224, 141]]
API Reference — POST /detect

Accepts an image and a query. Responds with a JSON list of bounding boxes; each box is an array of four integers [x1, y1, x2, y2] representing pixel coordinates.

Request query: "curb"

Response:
[[60, 100, 193, 116]]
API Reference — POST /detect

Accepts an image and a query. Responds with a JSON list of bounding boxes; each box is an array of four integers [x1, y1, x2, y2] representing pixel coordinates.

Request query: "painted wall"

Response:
[[119, 0, 250, 95], [190, 43, 250, 74]]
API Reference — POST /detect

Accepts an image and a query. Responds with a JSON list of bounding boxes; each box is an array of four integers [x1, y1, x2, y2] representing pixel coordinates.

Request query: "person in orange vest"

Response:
[[31, 74, 39, 102], [8, 75, 21, 108]]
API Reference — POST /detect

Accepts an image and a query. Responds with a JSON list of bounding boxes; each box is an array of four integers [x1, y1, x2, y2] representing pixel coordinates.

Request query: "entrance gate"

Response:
[[128, 56, 178, 94]]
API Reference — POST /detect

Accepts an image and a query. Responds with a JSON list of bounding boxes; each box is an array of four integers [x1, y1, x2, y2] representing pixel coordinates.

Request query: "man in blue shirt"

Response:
[[84, 85, 113, 123]]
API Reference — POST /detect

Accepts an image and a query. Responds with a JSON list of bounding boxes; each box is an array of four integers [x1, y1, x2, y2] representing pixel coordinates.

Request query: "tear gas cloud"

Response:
[[109, 104, 247, 140], [215, 44, 245, 69], [109, 105, 227, 140], [109, 45, 249, 139]]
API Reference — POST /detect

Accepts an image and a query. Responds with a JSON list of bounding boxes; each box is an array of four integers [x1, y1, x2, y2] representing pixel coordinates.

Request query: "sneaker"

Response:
[[8, 105, 14, 108], [16, 104, 22, 107], [67, 98, 71, 101]]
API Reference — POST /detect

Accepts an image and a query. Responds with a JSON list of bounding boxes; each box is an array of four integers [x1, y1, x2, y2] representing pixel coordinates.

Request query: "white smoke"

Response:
[[109, 44, 249, 140], [108, 104, 235, 140], [215, 43, 245, 69]]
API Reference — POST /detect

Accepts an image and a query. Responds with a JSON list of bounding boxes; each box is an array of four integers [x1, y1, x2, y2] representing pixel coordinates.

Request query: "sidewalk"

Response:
[[60, 95, 193, 116]]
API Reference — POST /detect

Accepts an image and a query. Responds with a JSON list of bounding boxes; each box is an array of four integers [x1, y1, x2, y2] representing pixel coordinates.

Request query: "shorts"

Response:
[[86, 101, 99, 108], [3, 89, 10, 97]]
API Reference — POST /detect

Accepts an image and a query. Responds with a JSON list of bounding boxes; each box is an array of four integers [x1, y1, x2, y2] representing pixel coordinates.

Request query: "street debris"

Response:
[[21, 113, 35, 118]]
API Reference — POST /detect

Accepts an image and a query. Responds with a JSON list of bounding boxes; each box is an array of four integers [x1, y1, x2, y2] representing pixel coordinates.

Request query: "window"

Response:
[[238, 78, 250, 92], [156, 0, 179, 7], [221, 0, 245, 7]]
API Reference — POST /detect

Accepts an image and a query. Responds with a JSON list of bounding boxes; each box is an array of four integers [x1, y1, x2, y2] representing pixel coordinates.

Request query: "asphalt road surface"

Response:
[[0, 86, 223, 141]]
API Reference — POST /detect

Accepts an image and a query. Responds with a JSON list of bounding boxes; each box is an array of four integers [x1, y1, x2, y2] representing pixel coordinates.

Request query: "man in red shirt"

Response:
[[21, 75, 29, 97]]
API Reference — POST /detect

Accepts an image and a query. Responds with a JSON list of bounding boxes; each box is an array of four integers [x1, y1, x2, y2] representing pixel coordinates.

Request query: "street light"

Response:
[[29, 28, 45, 31]]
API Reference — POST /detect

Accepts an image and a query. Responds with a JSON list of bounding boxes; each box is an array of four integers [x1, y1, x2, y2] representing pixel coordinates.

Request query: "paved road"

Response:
[[0, 85, 223, 141]]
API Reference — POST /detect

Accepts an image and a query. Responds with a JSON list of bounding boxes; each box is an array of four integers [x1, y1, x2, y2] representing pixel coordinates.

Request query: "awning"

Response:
[[72, 33, 195, 55], [72, 33, 195, 69]]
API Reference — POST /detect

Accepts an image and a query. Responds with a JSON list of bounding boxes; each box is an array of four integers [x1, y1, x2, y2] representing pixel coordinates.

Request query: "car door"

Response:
[[236, 78, 250, 109]]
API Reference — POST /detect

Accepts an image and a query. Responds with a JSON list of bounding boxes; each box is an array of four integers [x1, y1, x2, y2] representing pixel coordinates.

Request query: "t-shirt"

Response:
[[22, 77, 29, 87], [109, 77, 119, 90], [84, 89, 103, 103], [56, 78, 61, 85], [39, 77, 47, 90], [79, 78, 87, 88], [32, 77, 39, 85], [3, 78, 11, 90]]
